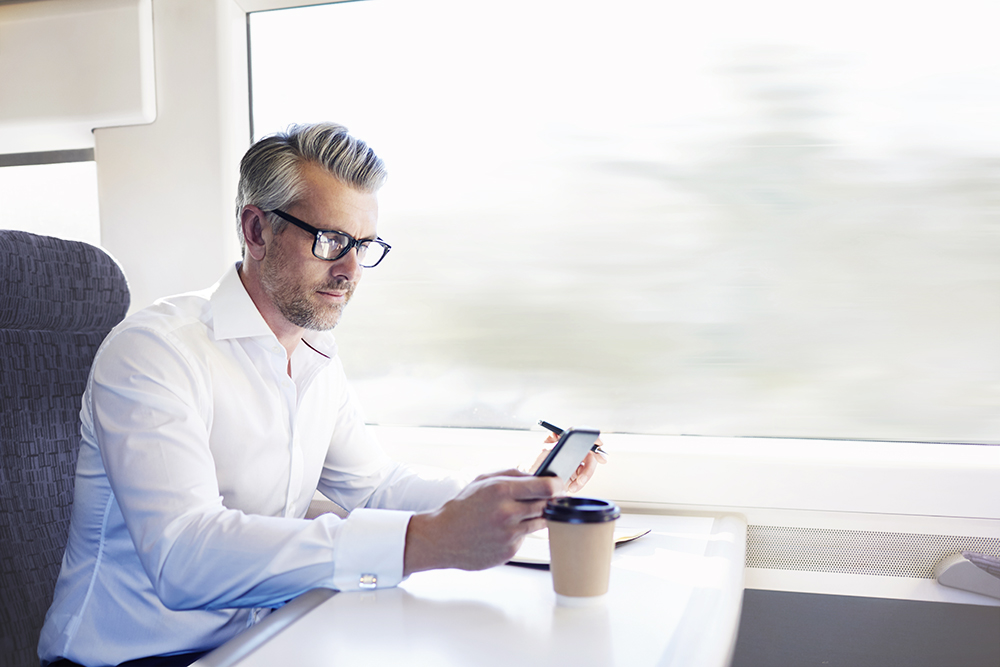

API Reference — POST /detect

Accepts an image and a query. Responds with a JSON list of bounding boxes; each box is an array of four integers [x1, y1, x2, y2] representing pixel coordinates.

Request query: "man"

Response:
[[39, 123, 601, 667]]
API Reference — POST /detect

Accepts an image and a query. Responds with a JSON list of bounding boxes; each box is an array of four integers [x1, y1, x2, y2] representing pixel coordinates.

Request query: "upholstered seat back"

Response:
[[0, 230, 130, 667]]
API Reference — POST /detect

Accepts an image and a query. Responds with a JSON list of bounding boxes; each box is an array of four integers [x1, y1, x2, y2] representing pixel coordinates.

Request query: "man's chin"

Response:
[[304, 309, 344, 332], [309, 317, 342, 332], [280, 301, 345, 332], [314, 299, 352, 330]]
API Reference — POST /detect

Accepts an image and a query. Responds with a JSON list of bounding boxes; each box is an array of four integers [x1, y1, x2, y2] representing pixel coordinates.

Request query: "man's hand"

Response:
[[403, 470, 562, 575], [529, 434, 608, 494]]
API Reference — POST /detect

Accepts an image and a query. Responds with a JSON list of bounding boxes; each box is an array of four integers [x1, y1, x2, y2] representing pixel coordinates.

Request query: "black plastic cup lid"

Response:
[[543, 497, 621, 524]]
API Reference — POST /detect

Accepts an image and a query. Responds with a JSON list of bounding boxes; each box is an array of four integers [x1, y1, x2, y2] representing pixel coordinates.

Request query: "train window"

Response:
[[249, 0, 1000, 443], [0, 158, 101, 247]]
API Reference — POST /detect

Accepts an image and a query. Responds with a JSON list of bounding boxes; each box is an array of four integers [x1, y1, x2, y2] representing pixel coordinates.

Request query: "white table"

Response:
[[196, 513, 746, 667]]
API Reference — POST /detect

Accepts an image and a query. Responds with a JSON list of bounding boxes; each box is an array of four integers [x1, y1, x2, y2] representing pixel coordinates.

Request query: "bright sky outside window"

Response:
[[250, 0, 1000, 443]]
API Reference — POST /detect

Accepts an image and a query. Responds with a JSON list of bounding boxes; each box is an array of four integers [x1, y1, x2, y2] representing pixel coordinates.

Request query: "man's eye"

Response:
[[320, 234, 348, 250]]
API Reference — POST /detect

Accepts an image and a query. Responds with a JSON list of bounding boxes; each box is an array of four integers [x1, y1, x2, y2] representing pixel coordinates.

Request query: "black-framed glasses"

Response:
[[269, 209, 391, 268]]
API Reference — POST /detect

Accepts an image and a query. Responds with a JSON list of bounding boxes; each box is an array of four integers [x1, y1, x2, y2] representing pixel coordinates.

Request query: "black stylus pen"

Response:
[[538, 420, 608, 457]]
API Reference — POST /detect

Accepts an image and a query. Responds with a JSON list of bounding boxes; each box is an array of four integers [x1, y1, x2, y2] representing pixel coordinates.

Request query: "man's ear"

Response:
[[241, 206, 269, 261]]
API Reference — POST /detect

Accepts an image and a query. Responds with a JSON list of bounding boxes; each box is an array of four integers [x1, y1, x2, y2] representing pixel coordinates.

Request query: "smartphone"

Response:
[[533, 427, 600, 480]]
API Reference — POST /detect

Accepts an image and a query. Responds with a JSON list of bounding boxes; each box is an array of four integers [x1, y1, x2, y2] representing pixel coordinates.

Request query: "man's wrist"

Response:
[[403, 510, 444, 577]]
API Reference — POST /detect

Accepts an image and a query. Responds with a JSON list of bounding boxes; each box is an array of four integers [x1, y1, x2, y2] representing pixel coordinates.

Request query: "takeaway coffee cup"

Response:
[[544, 497, 621, 606]]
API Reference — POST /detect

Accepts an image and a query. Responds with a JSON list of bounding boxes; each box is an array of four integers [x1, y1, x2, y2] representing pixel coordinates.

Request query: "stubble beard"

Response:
[[260, 243, 356, 332]]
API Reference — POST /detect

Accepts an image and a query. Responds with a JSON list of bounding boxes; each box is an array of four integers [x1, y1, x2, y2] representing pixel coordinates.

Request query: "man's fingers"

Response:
[[513, 497, 554, 522], [506, 475, 562, 501], [519, 516, 548, 535], [475, 467, 529, 482]]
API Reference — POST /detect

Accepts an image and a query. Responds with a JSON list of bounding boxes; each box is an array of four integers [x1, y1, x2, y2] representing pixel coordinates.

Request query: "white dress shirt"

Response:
[[39, 264, 464, 666]]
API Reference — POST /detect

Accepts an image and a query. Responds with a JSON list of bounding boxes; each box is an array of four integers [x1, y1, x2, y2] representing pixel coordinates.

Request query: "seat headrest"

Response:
[[0, 230, 130, 333]]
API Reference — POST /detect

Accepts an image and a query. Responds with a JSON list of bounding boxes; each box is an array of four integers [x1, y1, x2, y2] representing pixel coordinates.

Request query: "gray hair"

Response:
[[235, 122, 388, 254]]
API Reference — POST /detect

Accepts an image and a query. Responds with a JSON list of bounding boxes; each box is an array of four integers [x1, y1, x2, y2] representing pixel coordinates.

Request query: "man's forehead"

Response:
[[293, 163, 379, 233]]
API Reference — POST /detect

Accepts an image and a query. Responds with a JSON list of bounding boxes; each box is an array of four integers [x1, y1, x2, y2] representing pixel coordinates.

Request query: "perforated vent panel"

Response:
[[746, 525, 1000, 578]]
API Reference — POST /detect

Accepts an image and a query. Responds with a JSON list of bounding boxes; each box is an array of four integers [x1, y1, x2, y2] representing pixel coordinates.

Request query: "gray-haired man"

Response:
[[40, 123, 599, 667]]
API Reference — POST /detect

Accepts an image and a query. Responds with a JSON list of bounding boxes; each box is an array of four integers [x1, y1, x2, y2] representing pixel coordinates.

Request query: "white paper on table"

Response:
[[510, 527, 651, 565]]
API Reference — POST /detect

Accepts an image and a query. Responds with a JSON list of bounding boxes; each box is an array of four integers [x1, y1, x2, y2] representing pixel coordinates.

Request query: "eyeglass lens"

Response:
[[315, 232, 387, 267]]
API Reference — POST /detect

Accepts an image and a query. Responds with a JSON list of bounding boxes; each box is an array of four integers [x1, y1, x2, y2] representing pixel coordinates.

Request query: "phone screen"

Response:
[[533, 428, 600, 480]]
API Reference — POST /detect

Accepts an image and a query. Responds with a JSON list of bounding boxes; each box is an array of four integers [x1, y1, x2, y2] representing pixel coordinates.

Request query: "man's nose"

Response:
[[330, 246, 362, 280]]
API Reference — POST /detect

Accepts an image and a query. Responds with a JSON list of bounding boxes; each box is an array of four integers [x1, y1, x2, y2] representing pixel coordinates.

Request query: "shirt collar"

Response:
[[210, 263, 274, 341], [210, 263, 339, 358]]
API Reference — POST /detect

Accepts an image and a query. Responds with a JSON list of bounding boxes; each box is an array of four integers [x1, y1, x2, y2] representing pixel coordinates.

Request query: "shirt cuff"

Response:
[[331, 508, 413, 591]]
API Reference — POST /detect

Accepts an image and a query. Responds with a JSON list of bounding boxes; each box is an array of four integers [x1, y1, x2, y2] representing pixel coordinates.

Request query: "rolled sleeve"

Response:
[[331, 508, 414, 591]]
